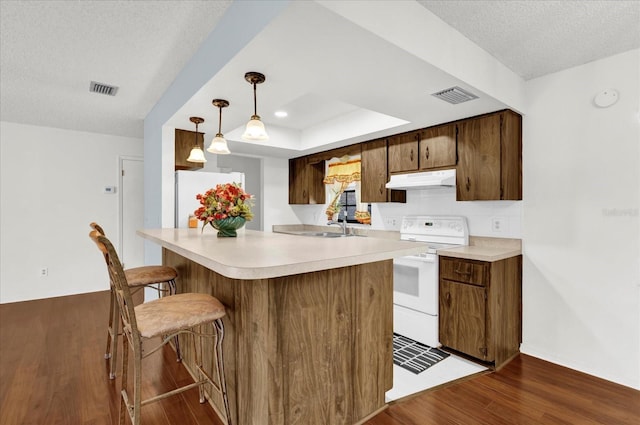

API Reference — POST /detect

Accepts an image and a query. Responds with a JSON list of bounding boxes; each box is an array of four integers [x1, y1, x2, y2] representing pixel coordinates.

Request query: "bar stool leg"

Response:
[[167, 279, 182, 362], [105, 289, 115, 360], [106, 288, 119, 379], [119, 335, 129, 425], [132, 345, 142, 425], [214, 318, 232, 425], [194, 325, 206, 404], [110, 310, 120, 380]]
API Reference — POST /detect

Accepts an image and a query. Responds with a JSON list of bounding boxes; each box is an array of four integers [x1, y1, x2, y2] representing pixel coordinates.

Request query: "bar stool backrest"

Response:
[[89, 230, 140, 343], [90, 223, 110, 267], [90, 222, 106, 236]]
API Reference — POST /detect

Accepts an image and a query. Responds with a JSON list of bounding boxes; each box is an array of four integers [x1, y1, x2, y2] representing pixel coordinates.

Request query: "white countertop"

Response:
[[437, 245, 521, 262], [437, 237, 522, 262], [137, 228, 428, 280]]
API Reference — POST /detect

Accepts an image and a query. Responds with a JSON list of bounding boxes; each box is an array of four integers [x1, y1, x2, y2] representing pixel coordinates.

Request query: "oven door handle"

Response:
[[394, 255, 436, 265]]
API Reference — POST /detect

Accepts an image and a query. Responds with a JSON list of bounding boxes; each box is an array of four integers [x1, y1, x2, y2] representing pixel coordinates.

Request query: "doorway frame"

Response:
[[118, 155, 144, 264]]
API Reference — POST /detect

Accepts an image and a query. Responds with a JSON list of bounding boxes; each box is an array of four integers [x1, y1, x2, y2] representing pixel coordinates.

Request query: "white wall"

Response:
[[262, 157, 301, 231], [0, 122, 143, 303], [292, 185, 522, 239], [521, 49, 640, 389]]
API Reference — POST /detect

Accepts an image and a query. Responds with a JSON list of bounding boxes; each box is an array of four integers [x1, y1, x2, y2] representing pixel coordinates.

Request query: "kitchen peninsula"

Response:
[[137, 228, 427, 425]]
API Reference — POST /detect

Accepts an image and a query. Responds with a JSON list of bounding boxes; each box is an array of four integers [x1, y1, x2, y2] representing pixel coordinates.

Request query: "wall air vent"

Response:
[[90, 81, 119, 96], [431, 86, 478, 104]]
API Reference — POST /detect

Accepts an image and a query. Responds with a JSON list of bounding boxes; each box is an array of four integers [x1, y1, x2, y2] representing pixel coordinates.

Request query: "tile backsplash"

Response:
[[291, 186, 522, 239]]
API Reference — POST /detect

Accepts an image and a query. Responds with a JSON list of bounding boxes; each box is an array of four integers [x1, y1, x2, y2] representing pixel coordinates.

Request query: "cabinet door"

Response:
[[288, 157, 309, 204], [361, 139, 389, 203], [175, 129, 204, 170], [419, 124, 457, 170], [439, 279, 488, 361], [388, 132, 419, 173], [456, 114, 501, 200], [500, 110, 522, 200], [289, 158, 325, 204], [307, 161, 325, 204]]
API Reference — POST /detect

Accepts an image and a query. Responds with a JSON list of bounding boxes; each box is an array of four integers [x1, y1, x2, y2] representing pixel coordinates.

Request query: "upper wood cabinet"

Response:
[[288, 109, 522, 204], [456, 110, 522, 201], [288, 157, 325, 205], [419, 124, 457, 170], [388, 131, 419, 173], [175, 129, 204, 170], [360, 138, 388, 203], [289, 157, 309, 204], [361, 138, 406, 203]]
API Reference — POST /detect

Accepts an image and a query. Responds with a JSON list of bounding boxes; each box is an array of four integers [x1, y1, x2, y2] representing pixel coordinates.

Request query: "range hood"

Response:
[[385, 169, 456, 190]]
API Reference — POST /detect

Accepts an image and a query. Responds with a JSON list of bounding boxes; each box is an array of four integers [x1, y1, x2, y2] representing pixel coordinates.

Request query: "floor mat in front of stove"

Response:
[[393, 333, 450, 374]]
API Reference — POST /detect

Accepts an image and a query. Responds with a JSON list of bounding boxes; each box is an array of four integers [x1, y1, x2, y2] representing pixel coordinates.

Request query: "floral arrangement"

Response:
[[194, 182, 253, 230]]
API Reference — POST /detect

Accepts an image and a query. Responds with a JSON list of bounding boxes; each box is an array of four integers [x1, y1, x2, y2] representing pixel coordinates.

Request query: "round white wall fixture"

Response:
[[593, 89, 619, 108]]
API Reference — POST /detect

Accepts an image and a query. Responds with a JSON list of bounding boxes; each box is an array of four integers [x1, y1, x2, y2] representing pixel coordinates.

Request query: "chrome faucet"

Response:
[[327, 212, 348, 235]]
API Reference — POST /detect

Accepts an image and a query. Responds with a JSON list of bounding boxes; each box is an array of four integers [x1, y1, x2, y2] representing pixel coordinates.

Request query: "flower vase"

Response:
[[210, 216, 246, 237]]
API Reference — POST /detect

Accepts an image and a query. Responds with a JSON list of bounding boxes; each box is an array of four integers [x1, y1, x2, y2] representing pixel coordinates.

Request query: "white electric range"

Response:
[[393, 215, 468, 347]]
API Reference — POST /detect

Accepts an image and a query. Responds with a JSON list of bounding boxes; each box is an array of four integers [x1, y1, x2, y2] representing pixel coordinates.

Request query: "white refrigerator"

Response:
[[175, 170, 245, 228]]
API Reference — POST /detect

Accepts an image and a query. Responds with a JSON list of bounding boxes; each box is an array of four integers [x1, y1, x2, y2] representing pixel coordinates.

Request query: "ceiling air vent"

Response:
[[431, 86, 478, 104], [90, 81, 119, 96]]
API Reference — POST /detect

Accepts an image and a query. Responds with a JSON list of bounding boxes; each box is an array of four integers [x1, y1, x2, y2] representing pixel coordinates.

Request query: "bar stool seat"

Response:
[[125, 266, 177, 287], [134, 293, 225, 338]]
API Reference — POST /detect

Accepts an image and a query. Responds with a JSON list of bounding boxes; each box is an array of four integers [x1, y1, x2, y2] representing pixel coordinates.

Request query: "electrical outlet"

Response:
[[491, 217, 505, 233], [39, 267, 48, 277], [385, 217, 398, 227]]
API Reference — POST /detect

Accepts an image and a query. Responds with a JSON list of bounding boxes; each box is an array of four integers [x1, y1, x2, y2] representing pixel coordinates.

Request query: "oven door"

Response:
[[393, 254, 438, 315]]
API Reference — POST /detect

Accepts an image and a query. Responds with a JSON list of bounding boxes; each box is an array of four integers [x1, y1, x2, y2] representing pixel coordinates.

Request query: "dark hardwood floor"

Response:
[[1, 291, 638, 425]]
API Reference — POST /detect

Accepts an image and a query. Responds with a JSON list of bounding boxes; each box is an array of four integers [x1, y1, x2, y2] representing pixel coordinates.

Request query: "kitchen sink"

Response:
[[277, 230, 359, 238], [301, 231, 354, 238]]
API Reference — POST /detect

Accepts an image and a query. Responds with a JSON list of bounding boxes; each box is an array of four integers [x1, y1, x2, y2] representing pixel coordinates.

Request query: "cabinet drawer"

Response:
[[439, 257, 487, 286]]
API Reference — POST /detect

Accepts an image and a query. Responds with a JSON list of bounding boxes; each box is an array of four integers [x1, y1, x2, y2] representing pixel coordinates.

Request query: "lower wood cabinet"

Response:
[[439, 255, 522, 369]]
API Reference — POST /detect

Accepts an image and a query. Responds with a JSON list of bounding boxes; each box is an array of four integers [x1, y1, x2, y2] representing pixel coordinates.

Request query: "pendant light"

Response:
[[242, 71, 269, 141], [207, 99, 231, 155], [186, 117, 207, 163]]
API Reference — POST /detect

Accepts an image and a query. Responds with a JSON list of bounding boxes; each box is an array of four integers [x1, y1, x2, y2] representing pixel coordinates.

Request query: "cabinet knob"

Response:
[[410, 149, 414, 162], [466, 177, 471, 191], [425, 146, 429, 160]]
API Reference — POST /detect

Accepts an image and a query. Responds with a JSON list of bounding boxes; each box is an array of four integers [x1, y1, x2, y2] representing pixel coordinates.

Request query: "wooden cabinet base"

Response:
[[439, 255, 522, 370], [164, 249, 393, 425]]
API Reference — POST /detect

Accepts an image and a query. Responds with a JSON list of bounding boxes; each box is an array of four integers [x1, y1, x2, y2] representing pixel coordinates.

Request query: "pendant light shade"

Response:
[[242, 72, 269, 141], [243, 116, 268, 140], [186, 117, 207, 163], [207, 99, 231, 155]]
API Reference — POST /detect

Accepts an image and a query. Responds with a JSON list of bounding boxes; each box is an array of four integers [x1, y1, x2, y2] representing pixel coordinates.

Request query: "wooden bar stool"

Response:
[[90, 222, 181, 379], [90, 230, 232, 425]]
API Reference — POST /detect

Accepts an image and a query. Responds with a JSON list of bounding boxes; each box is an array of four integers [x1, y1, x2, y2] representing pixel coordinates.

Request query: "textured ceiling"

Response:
[[0, 0, 232, 138], [418, 0, 640, 80], [1, 0, 638, 146]]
